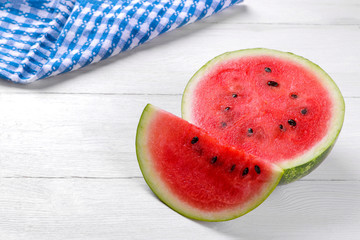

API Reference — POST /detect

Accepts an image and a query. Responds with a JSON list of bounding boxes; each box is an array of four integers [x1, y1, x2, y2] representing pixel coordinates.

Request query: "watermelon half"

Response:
[[182, 48, 345, 184], [136, 104, 283, 221]]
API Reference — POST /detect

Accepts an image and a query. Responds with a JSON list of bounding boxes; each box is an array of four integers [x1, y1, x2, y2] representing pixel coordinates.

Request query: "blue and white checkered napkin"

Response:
[[0, 0, 242, 84]]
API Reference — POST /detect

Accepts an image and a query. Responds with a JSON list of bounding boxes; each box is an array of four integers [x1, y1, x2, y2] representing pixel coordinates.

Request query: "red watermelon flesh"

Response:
[[182, 49, 345, 184], [136, 104, 283, 221], [189, 55, 331, 161]]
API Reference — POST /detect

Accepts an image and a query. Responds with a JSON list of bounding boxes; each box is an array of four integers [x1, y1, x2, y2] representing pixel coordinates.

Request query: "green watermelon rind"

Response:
[[136, 104, 283, 221], [181, 48, 345, 184], [280, 143, 334, 184]]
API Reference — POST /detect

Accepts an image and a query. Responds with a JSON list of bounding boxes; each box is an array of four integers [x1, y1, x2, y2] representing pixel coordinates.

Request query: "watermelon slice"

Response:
[[136, 104, 283, 221], [182, 48, 345, 184]]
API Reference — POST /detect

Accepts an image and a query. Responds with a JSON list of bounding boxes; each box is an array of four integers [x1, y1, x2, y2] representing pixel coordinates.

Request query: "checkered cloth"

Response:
[[0, 0, 242, 84]]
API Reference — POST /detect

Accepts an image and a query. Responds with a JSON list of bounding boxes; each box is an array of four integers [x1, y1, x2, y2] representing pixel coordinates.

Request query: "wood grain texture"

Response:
[[204, 0, 360, 25], [0, 0, 359, 239], [0, 179, 359, 240], [0, 94, 357, 181]]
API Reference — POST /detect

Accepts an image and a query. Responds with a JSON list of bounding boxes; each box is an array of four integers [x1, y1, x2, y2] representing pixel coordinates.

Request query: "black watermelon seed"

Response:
[[248, 128, 253, 134], [254, 165, 261, 174], [267, 81, 279, 87], [288, 119, 296, 127], [232, 94, 238, 98], [221, 122, 227, 127], [230, 164, 236, 172], [265, 67, 272, 73], [290, 93, 298, 99], [301, 108, 308, 115], [211, 156, 217, 164], [279, 124, 284, 130], [242, 167, 249, 176], [191, 137, 199, 144], [225, 107, 230, 111]]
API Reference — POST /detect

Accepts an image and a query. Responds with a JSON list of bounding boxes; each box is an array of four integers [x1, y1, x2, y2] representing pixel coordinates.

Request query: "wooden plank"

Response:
[[0, 94, 357, 180], [0, 94, 180, 179], [205, 0, 360, 25], [0, 178, 358, 240], [0, 26, 358, 97]]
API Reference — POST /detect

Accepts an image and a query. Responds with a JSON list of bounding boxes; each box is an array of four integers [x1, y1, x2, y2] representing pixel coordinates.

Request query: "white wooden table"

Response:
[[0, 0, 359, 239]]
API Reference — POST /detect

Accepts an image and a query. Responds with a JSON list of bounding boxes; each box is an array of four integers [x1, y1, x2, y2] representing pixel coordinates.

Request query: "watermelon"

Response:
[[136, 104, 283, 221], [182, 48, 345, 184]]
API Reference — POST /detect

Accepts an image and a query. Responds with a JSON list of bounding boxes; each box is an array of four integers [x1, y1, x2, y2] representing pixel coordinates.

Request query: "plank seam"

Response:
[[204, 22, 360, 26], [0, 92, 358, 98], [1, 176, 358, 181], [1, 176, 143, 179]]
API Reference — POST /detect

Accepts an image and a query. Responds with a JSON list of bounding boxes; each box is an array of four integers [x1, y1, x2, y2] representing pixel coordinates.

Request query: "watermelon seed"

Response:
[[290, 93, 298, 99], [221, 122, 227, 127], [301, 108, 308, 115], [225, 107, 230, 111], [267, 81, 279, 87], [288, 119, 296, 127], [265, 67, 272, 73], [232, 94, 238, 98], [255, 165, 261, 174], [279, 124, 284, 130], [211, 156, 217, 164], [248, 128, 253, 135], [242, 168, 249, 176], [230, 164, 236, 172], [191, 137, 199, 144]]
